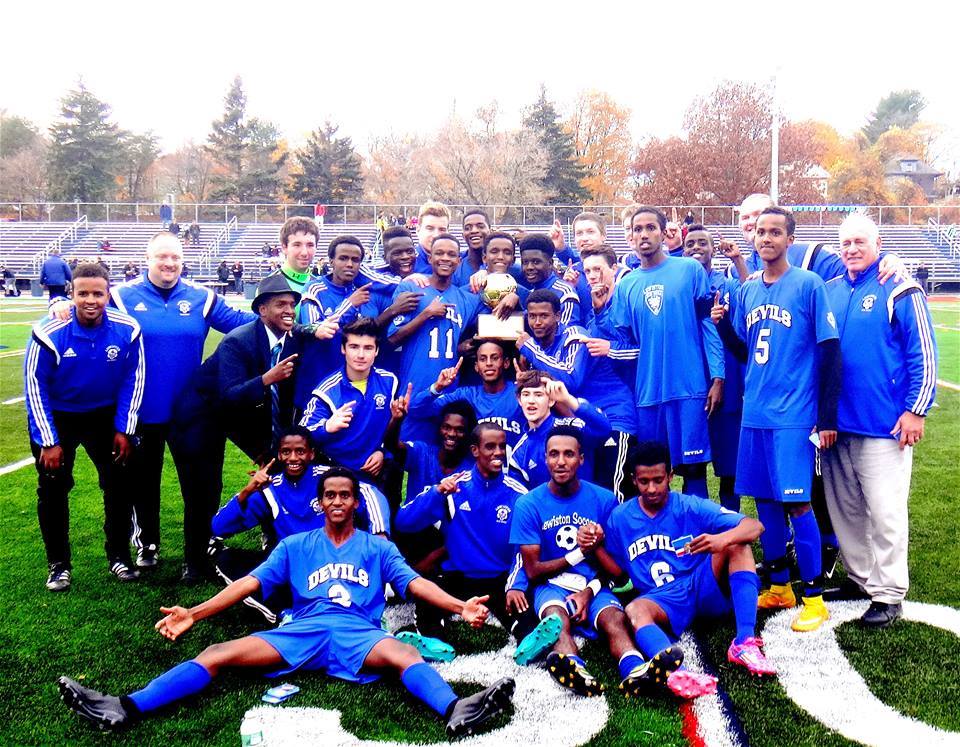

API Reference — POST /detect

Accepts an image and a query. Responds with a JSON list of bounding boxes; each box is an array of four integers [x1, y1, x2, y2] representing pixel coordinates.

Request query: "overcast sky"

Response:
[[3, 0, 957, 175]]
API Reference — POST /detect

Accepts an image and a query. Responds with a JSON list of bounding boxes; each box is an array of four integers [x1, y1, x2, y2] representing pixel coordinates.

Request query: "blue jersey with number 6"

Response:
[[604, 492, 744, 594], [733, 266, 838, 429]]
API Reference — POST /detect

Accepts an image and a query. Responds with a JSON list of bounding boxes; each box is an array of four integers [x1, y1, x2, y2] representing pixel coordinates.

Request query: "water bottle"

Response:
[[240, 716, 264, 746]]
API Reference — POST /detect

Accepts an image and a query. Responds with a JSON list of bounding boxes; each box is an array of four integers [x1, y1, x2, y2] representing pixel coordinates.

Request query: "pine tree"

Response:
[[863, 90, 926, 144], [207, 77, 285, 202], [522, 86, 589, 205], [46, 82, 123, 201], [287, 123, 364, 204]]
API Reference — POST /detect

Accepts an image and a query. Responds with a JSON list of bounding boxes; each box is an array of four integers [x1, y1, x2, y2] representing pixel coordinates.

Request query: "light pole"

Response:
[[770, 69, 781, 204]]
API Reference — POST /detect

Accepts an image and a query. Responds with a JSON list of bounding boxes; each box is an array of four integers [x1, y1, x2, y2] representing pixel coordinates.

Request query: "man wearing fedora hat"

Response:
[[171, 275, 305, 583]]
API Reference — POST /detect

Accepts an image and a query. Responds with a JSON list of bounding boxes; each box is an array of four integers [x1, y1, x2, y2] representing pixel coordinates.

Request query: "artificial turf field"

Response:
[[0, 295, 957, 746]]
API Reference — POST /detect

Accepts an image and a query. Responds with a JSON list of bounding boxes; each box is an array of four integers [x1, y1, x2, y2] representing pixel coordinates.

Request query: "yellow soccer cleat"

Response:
[[758, 583, 797, 610], [791, 595, 830, 632]]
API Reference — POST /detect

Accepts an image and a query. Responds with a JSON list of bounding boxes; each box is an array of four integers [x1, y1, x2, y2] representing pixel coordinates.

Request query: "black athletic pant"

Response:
[[214, 547, 291, 624], [414, 571, 538, 643], [593, 430, 637, 502], [31, 407, 132, 567]]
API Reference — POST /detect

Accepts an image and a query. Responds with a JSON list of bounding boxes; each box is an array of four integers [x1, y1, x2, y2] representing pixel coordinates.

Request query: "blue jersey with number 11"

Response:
[[733, 266, 838, 429]]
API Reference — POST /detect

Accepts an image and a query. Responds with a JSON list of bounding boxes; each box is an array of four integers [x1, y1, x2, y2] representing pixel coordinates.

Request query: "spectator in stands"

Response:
[[97, 256, 110, 275], [1, 264, 19, 296], [188, 223, 201, 247], [123, 262, 140, 282], [168, 221, 180, 239], [180, 263, 190, 278], [683, 210, 695, 227], [314, 203, 326, 229], [261, 242, 272, 258], [159, 201, 173, 229], [217, 261, 230, 292], [97, 237, 112, 252], [232, 261, 244, 294], [40, 248, 72, 299]]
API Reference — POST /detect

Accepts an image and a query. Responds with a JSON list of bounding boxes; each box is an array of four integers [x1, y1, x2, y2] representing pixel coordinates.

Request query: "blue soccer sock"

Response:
[[822, 531, 838, 548], [683, 476, 708, 500], [633, 624, 673, 658], [567, 654, 586, 669], [729, 571, 761, 644], [617, 650, 646, 680], [790, 509, 823, 595], [401, 662, 457, 718], [755, 500, 791, 584], [128, 660, 212, 714]]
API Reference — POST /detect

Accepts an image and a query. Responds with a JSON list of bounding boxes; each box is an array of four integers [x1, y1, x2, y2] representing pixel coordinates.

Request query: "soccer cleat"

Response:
[[514, 614, 562, 666], [46, 563, 71, 592], [666, 669, 718, 699], [58, 677, 129, 730], [545, 652, 604, 697], [396, 631, 457, 662], [727, 637, 777, 676], [642, 645, 685, 689], [445, 677, 514, 739], [109, 560, 139, 583], [758, 583, 797, 610], [135, 545, 158, 569], [791, 595, 830, 632], [860, 601, 902, 629]]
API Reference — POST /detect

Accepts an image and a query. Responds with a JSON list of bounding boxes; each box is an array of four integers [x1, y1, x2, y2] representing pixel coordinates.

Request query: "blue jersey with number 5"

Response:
[[733, 266, 838, 429], [387, 282, 482, 393], [604, 492, 744, 594]]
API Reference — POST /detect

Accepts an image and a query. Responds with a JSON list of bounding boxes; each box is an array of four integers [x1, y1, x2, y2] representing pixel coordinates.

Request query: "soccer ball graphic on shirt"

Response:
[[555, 524, 578, 551]]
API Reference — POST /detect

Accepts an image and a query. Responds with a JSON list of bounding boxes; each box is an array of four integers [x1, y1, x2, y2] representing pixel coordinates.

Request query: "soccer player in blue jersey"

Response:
[[395, 423, 557, 661], [25, 262, 145, 590], [210, 427, 390, 623], [595, 206, 724, 500], [451, 209, 491, 286], [587, 442, 775, 698], [683, 225, 745, 511], [822, 214, 937, 627], [510, 426, 648, 697], [408, 340, 525, 450], [508, 371, 611, 487], [518, 233, 580, 326], [387, 234, 483, 439], [716, 206, 842, 632], [58, 468, 515, 738]]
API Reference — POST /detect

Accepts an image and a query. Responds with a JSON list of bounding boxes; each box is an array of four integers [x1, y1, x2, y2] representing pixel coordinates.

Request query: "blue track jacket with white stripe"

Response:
[[825, 260, 937, 438], [25, 307, 145, 447]]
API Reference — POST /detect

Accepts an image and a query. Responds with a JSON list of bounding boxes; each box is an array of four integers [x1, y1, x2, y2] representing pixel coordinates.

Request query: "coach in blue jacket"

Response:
[[822, 214, 937, 628]]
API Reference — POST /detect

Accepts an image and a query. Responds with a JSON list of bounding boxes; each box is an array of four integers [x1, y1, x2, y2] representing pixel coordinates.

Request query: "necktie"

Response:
[[270, 341, 283, 441]]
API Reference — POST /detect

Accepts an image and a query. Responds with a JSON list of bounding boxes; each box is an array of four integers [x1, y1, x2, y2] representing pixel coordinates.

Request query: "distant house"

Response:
[[884, 155, 943, 200]]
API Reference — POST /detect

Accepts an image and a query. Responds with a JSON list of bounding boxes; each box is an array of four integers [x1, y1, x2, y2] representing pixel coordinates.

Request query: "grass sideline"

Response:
[[0, 297, 957, 745]]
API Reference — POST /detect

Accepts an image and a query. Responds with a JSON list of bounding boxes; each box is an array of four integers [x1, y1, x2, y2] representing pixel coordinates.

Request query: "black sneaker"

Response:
[[545, 652, 604, 697], [136, 546, 158, 569], [58, 676, 129, 730], [46, 563, 71, 592], [860, 601, 902, 628], [180, 564, 208, 585], [445, 677, 514, 740], [109, 560, 140, 583]]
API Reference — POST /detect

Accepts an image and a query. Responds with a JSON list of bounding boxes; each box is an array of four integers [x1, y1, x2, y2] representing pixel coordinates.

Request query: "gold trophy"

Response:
[[477, 273, 524, 340]]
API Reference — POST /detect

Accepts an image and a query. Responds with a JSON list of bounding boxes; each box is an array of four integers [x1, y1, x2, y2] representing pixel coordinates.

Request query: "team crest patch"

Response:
[[861, 294, 877, 312], [827, 311, 836, 328], [104, 345, 120, 361], [374, 393, 387, 408], [177, 300, 192, 315], [310, 497, 322, 515], [393, 315, 405, 325], [643, 284, 664, 315], [495, 505, 511, 524]]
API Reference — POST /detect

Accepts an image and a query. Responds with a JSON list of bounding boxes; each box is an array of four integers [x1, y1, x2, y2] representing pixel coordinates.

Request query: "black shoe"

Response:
[[545, 652, 604, 697], [58, 676, 129, 730], [109, 560, 139, 582], [46, 563, 71, 592], [135, 546, 158, 569], [823, 579, 870, 602], [620, 645, 684, 697], [445, 677, 514, 740], [860, 601, 902, 628], [180, 564, 208, 585]]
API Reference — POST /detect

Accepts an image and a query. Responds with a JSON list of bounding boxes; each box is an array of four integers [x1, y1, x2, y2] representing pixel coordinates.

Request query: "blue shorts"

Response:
[[635, 398, 711, 466], [253, 613, 391, 683], [708, 409, 742, 477], [735, 427, 813, 503], [637, 560, 731, 638], [534, 582, 623, 633]]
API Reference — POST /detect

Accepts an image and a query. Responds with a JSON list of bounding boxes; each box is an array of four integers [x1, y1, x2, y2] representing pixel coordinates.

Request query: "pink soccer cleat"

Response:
[[727, 637, 777, 676], [666, 669, 718, 699]]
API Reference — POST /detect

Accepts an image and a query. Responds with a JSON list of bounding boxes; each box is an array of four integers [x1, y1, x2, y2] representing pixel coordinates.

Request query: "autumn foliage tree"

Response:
[[566, 90, 633, 203]]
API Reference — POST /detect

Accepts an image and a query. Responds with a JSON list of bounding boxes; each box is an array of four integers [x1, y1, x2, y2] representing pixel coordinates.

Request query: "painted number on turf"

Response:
[[651, 562, 674, 587], [428, 328, 455, 360], [754, 328, 771, 365]]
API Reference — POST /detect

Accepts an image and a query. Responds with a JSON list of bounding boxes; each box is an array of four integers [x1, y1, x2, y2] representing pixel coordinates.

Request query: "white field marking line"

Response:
[[938, 379, 960, 392], [934, 325, 960, 332], [762, 600, 960, 747], [0, 307, 50, 314], [679, 632, 743, 747], [0, 457, 34, 476], [246, 602, 610, 747], [2, 396, 25, 404], [0, 349, 25, 359]]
